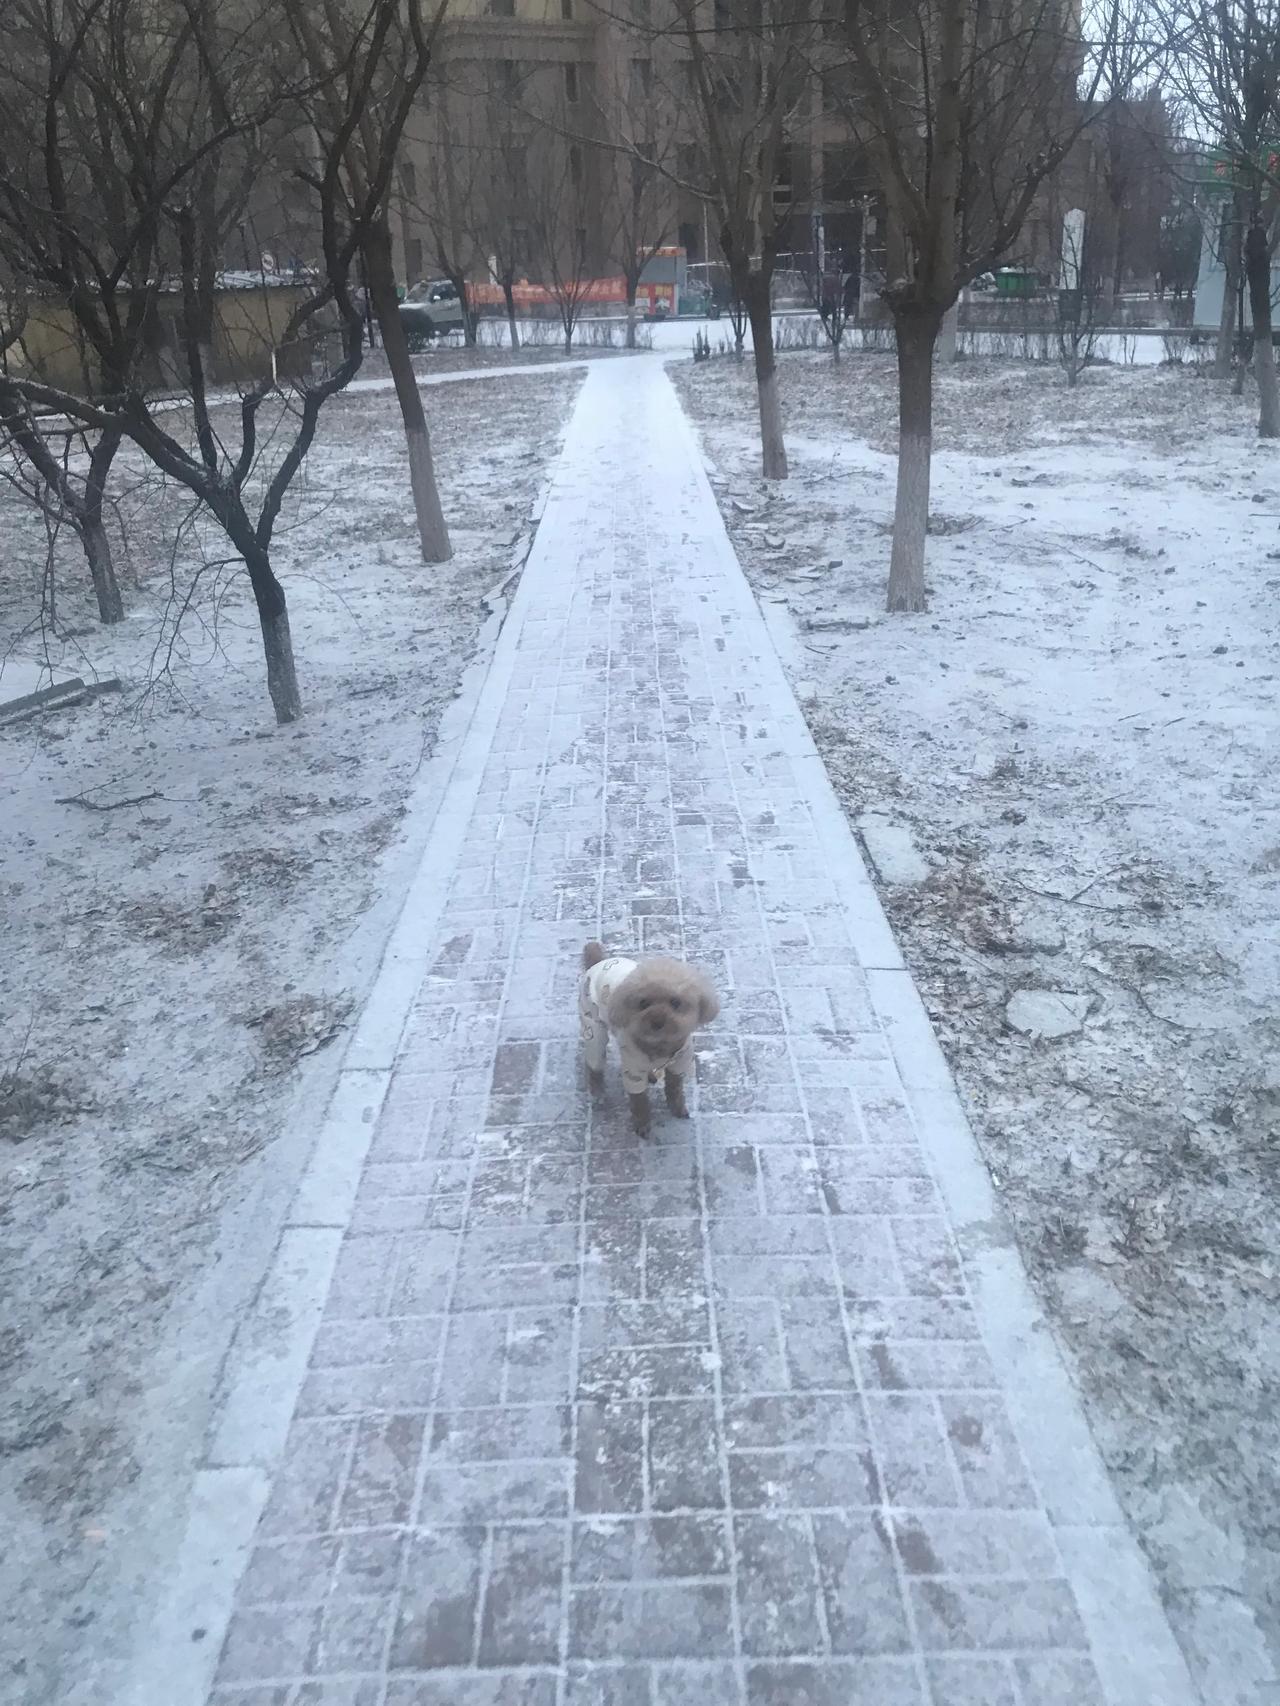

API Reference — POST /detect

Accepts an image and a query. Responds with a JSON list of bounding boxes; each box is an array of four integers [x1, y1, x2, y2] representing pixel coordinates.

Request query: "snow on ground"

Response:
[[672, 348, 1280, 1696], [0, 366, 582, 1704]]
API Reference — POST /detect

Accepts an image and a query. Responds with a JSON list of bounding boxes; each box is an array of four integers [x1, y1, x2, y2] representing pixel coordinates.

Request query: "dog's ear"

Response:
[[694, 975, 720, 1026]]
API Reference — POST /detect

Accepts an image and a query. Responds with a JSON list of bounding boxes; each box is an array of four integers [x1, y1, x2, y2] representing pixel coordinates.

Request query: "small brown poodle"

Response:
[[579, 941, 719, 1134]]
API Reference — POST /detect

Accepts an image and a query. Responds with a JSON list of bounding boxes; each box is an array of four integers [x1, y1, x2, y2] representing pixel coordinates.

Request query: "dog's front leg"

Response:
[[628, 1091, 652, 1136], [664, 1069, 689, 1120]]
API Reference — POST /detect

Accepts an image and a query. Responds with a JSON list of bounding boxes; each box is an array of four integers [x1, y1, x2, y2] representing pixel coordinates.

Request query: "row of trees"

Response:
[[608, 0, 1280, 599], [5, 0, 1280, 725]]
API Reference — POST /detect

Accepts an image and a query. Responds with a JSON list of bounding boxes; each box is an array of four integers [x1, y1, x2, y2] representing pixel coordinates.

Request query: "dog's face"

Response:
[[606, 958, 719, 1060]]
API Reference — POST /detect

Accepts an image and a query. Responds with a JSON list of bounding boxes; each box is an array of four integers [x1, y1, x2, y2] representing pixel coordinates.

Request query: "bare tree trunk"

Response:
[[728, 293, 747, 359], [364, 214, 451, 563], [1216, 199, 1243, 378], [1245, 219, 1280, 437], [80, 517, 122, 623], [82, 425, 123, 623], [886, 310, 941, 613], [0, 398, 126, 623], [449, 273, 476, 346], [744, 276, 787, 479], [503, 282, 521, 351], [244, 543, 303, 724], [626, 283, 638, 350]]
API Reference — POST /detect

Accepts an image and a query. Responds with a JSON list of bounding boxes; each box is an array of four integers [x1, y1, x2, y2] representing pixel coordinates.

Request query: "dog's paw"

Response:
[[587, 1064, 606, 1097], [628, 1091, 652, 1137]]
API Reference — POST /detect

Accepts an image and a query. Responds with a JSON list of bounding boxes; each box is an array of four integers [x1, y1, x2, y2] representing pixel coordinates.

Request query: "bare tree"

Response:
[[833, 0, 1137, 609], [526, 111, 607, 354], [0, 338, 125, 625], [593, 28, 682, 348], [404, 117, 482, 347], [1167, 0, 1280, 427], [1057, 213, 1103, 384], [673, 0, 818, 479], [0, 0, 438, 724], [284, 0, 452, 562], [800, 248, 852, 358], [452, 60, 540, 353]]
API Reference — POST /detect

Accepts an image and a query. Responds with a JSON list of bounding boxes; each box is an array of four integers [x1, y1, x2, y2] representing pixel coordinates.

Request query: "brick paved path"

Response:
[[202, 359, 1194, 1706]]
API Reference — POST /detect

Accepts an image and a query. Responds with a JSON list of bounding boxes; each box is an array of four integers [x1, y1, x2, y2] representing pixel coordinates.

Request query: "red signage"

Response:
[[469, 276, 678, 310]]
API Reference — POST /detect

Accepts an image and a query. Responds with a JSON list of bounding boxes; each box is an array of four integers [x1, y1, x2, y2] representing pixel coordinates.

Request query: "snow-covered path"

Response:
[[145, 357, 1196, 1706]]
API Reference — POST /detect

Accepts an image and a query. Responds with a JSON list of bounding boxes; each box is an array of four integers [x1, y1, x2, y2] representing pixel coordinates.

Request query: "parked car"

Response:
[[398, 279, 466, 341]]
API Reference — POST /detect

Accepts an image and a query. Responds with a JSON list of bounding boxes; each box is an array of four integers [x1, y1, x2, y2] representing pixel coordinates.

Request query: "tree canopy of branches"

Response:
[[0, 0, 440, 722]]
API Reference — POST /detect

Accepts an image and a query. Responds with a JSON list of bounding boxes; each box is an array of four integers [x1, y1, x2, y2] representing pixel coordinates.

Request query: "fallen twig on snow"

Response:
[[55, 787, 163, 811]]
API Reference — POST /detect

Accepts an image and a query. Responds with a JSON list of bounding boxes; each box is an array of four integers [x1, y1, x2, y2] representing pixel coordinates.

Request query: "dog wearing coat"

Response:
[[579, 941, 719, 1135]]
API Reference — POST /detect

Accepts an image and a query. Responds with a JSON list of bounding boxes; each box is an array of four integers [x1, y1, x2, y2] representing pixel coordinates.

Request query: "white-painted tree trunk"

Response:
[[244, 547, 303, 724], [260, 604, 303, 725], [886, 313, 939, 612], [1246, 219, 1280, 438], [406, 425, 452, 560], [937, 302, 959, 363], [746, 286, 787, 479]]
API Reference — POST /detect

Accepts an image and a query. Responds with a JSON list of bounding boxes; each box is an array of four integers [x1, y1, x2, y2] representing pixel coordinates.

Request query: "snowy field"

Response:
[[673, 348, 1280, 1695], [0, 366, 582, 1703]]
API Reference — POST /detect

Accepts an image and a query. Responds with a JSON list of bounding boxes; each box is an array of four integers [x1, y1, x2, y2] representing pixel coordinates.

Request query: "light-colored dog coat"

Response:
[[579, 954, 695, 1094]]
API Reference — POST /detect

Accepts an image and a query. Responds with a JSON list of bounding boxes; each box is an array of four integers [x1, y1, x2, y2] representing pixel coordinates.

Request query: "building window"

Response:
[[494, 58, 520, 98], [561, 0, 573, 16], [569, 144, 582, 185], [285, 173, 310, 216], [630, 57, 651, 101], [823, 146, 857, 204], [773, 144, 793, 201], [564, 62, 579, 103], [489, 0, 514, 15], [405, 237, 424, 282], [399, 161, 417, 201]]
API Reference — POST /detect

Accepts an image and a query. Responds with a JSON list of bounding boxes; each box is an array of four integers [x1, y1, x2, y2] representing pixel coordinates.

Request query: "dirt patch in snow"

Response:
[[0, 367, 581, 1704], [674, 348, 1280, 1699]]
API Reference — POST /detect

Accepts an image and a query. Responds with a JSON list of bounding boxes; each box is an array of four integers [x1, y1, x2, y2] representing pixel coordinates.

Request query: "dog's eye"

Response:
[[669, 998, 683, 1012], [636, 998, 651, 1011]]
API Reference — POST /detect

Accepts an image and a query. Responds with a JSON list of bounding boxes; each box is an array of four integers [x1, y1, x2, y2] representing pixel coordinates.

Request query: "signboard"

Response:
[[1201, 145, 1280, 196], [470, 275, 679, 312]]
